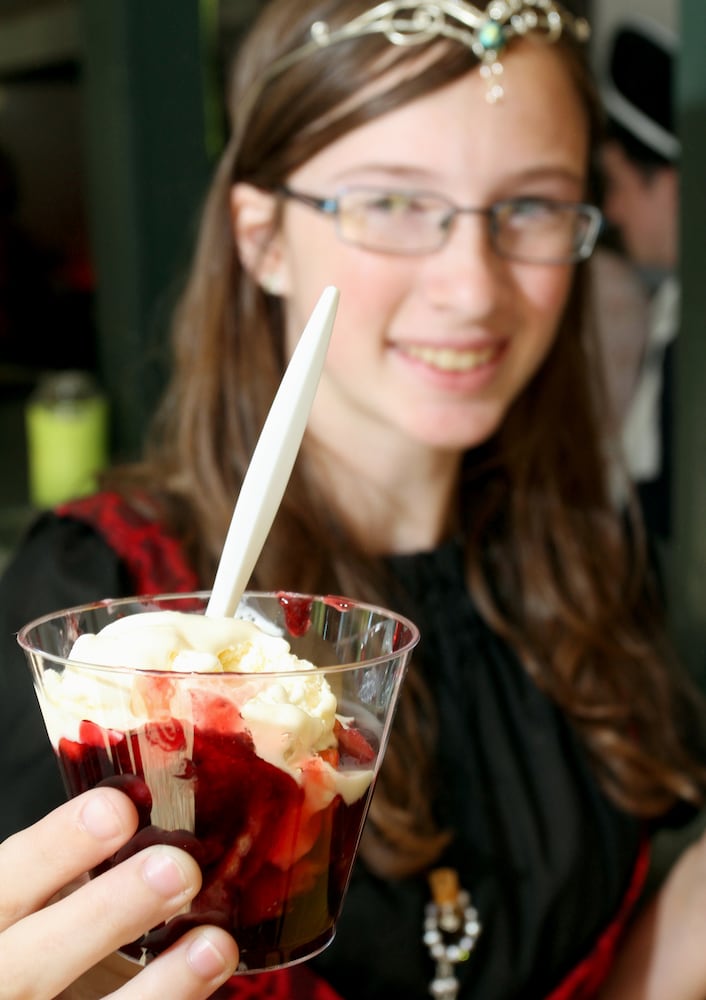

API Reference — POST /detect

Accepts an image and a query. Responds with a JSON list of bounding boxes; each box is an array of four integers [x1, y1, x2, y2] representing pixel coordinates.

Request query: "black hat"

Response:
[[602, 16, 679, 162]]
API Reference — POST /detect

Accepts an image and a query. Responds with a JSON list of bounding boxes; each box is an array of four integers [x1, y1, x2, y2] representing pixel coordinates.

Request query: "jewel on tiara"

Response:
[[240, 0, 590, 117]]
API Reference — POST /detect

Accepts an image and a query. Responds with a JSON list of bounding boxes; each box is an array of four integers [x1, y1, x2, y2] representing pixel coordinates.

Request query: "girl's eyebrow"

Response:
[[328, 163, 586, 189], [504, 165, 587, 187], [329, 163, 440, 184]]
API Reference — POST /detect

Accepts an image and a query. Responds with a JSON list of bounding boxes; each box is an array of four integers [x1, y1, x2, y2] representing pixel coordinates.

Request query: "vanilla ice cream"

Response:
[[42, 610, 373, 805]]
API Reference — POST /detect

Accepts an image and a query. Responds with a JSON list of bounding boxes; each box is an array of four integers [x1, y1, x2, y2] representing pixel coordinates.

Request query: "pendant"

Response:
[[424, 868, 482, 999]]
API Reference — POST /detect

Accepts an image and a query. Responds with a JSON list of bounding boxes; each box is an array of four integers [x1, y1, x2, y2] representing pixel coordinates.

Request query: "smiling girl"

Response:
[[2, 3, 706, 999]]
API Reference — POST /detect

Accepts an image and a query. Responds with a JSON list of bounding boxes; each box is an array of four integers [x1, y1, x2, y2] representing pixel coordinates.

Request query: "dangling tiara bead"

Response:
[[238, 0, 590, 123]]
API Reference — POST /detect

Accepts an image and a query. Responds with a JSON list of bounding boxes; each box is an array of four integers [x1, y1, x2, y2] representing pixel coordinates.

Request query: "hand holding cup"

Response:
[[0, 786, 238, 999]]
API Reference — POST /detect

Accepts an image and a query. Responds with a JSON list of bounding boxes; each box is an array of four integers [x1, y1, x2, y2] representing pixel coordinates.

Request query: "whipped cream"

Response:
[[43, 610, 373, 805]]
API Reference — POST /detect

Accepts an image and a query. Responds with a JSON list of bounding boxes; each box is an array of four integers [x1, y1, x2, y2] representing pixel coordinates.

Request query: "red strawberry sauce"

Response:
[[56, 707, 374, 971]]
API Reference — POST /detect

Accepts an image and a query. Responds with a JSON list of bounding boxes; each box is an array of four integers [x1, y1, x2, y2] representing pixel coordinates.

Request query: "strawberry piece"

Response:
[[57, 736, 85, 763], [77, 719, 145, 776], [79, 719, 124, 747], [333, 719, 376, 764], [267, 800, 323, 870], [317, 747, 340, 768], [193, 725, 301, 885], [191, 728, 255, 832]]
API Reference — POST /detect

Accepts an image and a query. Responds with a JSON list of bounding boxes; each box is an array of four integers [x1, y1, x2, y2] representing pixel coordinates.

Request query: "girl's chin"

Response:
[[408, 414, 505, 453]]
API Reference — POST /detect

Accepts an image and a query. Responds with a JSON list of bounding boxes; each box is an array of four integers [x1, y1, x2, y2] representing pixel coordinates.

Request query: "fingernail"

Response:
[[187, 929, 231, 980], [79, 791, 124, 840], [142, 849, 190, 899]]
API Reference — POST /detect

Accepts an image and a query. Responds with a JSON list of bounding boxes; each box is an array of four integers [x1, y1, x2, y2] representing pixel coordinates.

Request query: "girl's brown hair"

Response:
[[111, 0, 706, 877]]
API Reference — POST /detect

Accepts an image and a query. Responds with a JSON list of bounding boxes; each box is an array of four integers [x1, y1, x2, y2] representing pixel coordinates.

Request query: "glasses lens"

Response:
[[337, 189, 447, 253], [493, 199, 599, 263]]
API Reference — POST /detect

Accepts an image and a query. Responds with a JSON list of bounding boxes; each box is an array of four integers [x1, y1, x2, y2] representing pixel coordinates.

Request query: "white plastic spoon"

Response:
[[206, 285, 340, 618]]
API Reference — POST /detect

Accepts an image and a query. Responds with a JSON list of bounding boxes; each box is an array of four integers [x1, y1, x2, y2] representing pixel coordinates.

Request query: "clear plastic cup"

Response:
[[18, 590, 418, 974]]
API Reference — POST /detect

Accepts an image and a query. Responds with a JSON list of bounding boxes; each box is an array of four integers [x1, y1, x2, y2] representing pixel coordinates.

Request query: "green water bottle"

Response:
[[25, 370, 109, 509]]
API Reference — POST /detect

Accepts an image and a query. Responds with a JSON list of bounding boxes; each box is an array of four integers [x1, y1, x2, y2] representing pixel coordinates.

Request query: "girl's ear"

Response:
[[230, 183, 291, 297]]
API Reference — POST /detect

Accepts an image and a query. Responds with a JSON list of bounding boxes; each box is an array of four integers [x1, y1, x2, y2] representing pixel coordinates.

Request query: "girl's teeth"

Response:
[[405, 344, 496, 372]]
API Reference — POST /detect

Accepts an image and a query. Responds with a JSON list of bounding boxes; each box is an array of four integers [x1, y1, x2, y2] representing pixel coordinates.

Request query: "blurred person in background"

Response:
[[600, 15, 680, 541]]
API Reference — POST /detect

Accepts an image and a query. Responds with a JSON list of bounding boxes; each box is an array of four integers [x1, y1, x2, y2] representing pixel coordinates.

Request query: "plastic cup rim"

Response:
[[17, 589, 421, 678]]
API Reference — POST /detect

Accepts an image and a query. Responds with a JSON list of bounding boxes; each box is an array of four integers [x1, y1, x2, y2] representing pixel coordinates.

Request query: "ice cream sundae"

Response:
[[20, 592, 417, 972]]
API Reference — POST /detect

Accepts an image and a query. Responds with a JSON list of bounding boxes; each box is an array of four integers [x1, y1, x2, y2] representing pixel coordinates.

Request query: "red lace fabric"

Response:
[[57, 491, 200, 595]]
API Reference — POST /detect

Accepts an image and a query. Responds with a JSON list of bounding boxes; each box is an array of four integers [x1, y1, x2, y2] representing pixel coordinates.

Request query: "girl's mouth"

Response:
[[403, 343, 499, 373]]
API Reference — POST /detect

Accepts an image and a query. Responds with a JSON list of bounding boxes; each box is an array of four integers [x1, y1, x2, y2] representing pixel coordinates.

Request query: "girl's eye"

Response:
[[366, 193, 416, 214], [507, 198, 561, 222]]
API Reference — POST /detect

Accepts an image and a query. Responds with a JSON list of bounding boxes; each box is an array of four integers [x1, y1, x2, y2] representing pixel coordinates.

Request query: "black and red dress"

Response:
[[0, 492, 662, 999]]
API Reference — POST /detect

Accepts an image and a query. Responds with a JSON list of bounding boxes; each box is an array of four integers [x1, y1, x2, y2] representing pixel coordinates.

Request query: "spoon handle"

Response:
[[206, 286, 339, 618]]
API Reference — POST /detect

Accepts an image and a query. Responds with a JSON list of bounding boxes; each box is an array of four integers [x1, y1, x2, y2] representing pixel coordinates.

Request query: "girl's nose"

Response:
[[423, 213, 507, 315]]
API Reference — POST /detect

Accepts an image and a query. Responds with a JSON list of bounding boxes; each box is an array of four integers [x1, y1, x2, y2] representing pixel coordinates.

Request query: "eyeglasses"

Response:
[[278, 185, 603, 264]]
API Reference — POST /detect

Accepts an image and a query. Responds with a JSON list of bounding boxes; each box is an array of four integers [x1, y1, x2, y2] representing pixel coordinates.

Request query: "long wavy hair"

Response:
[[110, 0, 706, 877]]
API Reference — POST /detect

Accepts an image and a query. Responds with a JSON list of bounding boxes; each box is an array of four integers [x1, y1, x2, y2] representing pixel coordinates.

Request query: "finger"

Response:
[[0, 788, 138, 930], [0, 844, 203, 1000], [108, 926, 239, 1000]]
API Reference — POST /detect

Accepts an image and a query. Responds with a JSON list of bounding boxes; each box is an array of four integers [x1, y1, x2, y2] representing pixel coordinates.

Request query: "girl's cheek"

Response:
[[517, 266, 574, 318]]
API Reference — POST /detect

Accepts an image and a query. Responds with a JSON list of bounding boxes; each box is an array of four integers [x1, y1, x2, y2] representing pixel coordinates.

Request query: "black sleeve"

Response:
[[0, 513, 131, 840]]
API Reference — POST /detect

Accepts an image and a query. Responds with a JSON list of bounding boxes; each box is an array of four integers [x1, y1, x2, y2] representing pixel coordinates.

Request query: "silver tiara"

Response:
[[241, 1, 590, 115]]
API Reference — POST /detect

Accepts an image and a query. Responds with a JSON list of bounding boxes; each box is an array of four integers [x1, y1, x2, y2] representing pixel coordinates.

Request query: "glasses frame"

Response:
[[278, 185, 604, 264]]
